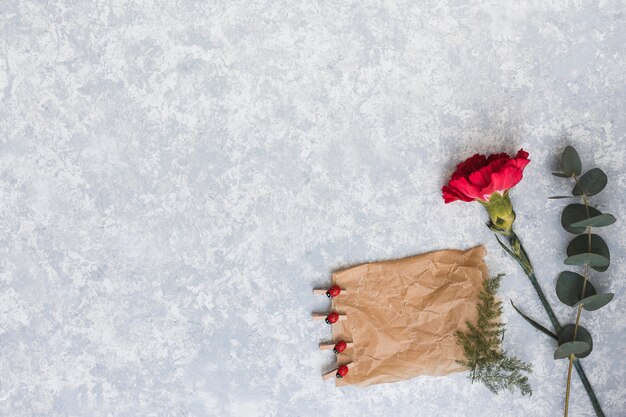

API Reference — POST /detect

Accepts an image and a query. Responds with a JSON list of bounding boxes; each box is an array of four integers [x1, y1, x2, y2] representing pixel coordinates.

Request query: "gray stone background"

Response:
[[1, 1, 625, 416]]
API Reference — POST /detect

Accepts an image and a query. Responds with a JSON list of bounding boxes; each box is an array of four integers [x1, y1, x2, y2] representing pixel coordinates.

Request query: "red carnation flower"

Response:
[[442, 149, 530, 203], [442, 149, 530, 235]]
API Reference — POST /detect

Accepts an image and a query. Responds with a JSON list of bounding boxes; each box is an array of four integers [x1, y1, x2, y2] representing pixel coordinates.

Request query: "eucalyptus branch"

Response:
[[551, 146, 615, 417]]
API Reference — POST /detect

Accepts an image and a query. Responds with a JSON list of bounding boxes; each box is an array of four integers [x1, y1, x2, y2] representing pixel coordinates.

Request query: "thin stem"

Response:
[[563, 178, 594, 417], [564, 356, 573, 417]]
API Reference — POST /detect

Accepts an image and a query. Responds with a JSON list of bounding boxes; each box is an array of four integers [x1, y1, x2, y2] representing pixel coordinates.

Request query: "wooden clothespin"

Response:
[[313, 285, 347, 298], [322, 362, 354, 380], [319, 341, 353, 353], [312, 312, 347, 324]]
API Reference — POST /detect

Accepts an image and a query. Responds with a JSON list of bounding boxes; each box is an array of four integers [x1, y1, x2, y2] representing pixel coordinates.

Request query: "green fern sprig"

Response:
[[455, 274, 533, 396]]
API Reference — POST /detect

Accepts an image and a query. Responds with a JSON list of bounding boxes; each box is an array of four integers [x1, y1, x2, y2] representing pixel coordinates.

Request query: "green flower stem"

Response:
[[494, 228, 605, 417], [506, 231, 561, 333], [573, 359, 603, 417]]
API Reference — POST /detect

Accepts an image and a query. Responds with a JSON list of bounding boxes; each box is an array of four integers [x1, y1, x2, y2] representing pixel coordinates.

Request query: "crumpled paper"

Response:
[[331, 246, 488, 386]]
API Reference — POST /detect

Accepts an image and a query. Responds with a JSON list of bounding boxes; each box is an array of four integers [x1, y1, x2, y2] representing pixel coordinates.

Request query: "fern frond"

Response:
[[455, 274, 533, 396]]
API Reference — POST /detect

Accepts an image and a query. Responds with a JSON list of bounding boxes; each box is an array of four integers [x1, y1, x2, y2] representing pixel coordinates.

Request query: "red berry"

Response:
[[333, 341, 347, 353], [326, 285, 341, 298], [336, 365, 349, 378], [325, 312, 339, 324]]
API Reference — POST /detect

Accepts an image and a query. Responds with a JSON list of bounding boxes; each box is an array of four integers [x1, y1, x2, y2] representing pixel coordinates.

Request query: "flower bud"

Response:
[[481, 191, 516, 235]]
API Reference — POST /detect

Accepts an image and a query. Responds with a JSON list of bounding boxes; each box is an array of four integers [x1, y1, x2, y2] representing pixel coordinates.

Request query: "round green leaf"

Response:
[[562, 146, 582, 176], [572, 168, 607, 196], [575, 293, 614, 311], [556, 271, 596, 306], [565, 234, 610, 271], [570, 213, 616, 228], [561, 204, 602, 234], [554, 341, 591, 359], [555, 324, 593, 359], [565, 253, 609, 267]]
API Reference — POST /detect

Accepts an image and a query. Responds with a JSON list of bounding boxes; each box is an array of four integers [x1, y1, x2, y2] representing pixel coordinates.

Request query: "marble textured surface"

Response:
[[1, 1, 625, 416]]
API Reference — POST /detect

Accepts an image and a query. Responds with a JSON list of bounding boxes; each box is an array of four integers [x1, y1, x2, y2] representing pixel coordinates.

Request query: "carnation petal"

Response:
[[468, 167, 492, 188], [490, 165, 524, 192], [442, 188, 461, 203], [446, 177, 484, 201], [486, 152, 509, 163], [451, 153, 488, 180], [442, 185, 467, 203], [512, 154, 531, 170], [516, 148, 530, 159]]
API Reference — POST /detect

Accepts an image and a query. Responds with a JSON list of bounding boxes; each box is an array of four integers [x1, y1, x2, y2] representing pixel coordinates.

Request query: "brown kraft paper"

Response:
[[331, 246, 488, 387]]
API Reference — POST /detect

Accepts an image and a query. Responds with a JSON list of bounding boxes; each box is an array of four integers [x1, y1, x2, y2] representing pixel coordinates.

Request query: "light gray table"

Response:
[[1, 1, 624, 416]]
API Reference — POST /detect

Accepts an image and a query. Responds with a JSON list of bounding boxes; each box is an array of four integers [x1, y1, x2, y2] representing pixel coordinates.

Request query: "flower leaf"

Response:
[[562, 146, 582, 176], [495, 235, 516, 258], [556, 271, 596, 306], [572, 168, 607, 196], [552, 172, 571, 178], [510, 301, 557, 340], [549, 195, 575, 199]]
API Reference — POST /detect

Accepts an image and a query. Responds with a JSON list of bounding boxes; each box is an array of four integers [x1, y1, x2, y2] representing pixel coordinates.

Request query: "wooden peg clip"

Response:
[[319, 341, 353, 351], [313, 285, 347, 298], [322, 362, 354, 380], [312, 312, 347, 324]]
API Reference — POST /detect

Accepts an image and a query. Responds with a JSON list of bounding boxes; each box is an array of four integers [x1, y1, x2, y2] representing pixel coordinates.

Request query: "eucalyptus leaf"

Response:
[[574, 293, 614, 311], [565, 253, 610, 268], [549, 196, 574, 199], [562, 146, 582, 176], [570, 213, 616, 228], [554, 341, 591, 360], [552, 172, 571, 178], [556, 271, 596, 306], [561, 204, 602, 234], [565, 234, 610, 271], [572, 168, 607, 196], [556, 324, 593, 359]]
